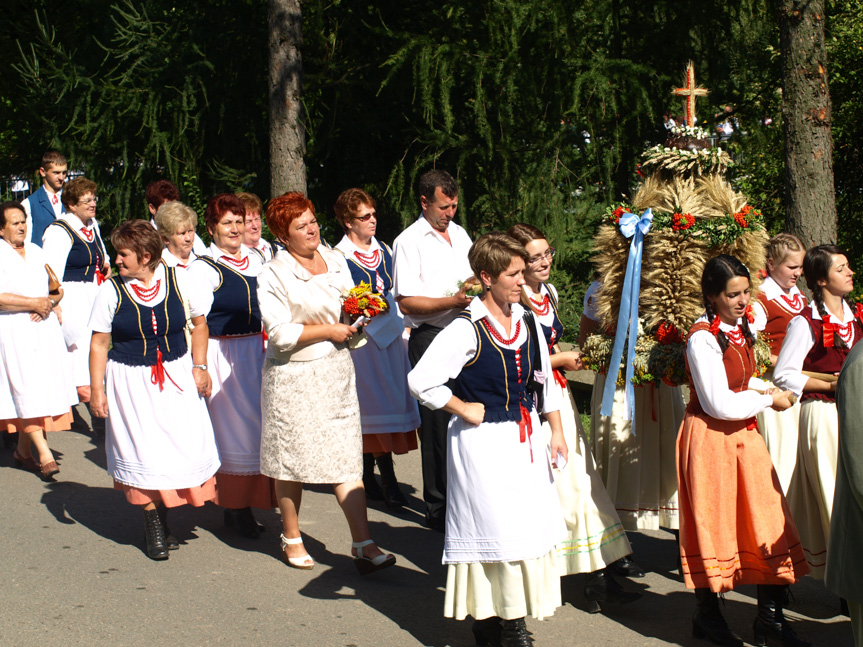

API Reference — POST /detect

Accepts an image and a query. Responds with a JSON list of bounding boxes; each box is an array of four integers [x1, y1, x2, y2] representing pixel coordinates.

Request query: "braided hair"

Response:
[[804, 244, 852, 350], [702, 254, 756, 352]]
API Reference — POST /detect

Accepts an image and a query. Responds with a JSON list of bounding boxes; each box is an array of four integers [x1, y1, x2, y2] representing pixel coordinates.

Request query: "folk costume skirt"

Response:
[[591, 373, 684, 531], [676, 410, 809, 592], [786, 399, 838, 579], [755, 376, 801, 495], [542, 381, 631, 574]]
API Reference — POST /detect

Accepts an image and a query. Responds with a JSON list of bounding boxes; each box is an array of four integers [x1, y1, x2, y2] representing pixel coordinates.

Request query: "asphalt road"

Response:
[[0, 407, 853, 647]]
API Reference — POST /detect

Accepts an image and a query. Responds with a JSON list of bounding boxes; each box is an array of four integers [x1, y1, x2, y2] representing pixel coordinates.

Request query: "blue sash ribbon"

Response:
[[599, 208, 653, 431]]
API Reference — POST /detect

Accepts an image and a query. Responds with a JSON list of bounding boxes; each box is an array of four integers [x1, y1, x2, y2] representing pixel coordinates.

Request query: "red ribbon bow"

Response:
[[552, 368, 568, 389], [518, 404, 534, 463], [95, 268, 106, 285], [150, 348, 183, 392], [823, 313, 837, 348], [745, 304, 755, 324], [855, 303, 863, 325], [708, 315, 721, 335], [745, 418, 758, 432]]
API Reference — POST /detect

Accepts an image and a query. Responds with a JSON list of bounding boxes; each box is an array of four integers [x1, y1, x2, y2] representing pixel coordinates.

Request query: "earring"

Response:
[[485, 285, 491, 292]]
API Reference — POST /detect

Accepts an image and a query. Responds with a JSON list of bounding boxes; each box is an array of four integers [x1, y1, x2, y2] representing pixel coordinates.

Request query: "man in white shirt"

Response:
[[393, 169, 473, 531]]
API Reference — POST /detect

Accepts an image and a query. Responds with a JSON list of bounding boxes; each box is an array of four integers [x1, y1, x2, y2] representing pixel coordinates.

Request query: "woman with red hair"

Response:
[[188, 194, 276, 539], [257, 191, 395, 574]]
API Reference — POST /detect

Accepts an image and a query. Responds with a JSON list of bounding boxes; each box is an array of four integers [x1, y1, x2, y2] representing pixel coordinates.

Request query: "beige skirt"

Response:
[[444, 548, 562, 621], [260, 346, 362, 483], [786, 399, 838, 579], [590, 373, 685, 531], [755, 378, 801, 494]]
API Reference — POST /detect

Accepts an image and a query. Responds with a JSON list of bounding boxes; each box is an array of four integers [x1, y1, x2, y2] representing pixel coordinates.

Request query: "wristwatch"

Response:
[[192, 364, 208, 371]]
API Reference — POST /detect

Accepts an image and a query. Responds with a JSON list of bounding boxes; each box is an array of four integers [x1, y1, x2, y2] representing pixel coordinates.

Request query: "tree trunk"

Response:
[[268, 0, 306, 196], [778, 0, 837, 248]]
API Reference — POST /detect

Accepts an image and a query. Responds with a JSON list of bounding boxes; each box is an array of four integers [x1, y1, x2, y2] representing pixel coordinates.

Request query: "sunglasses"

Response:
[[354, 212, 376, 222]]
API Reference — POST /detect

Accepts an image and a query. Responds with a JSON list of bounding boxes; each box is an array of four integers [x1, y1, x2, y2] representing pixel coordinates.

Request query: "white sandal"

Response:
[[280, 533, 314, 570], [352, 539, 396, 575]]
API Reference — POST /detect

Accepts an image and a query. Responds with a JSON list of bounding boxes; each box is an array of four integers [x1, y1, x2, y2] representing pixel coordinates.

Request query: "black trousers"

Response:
[[408, 324, 453, 526]]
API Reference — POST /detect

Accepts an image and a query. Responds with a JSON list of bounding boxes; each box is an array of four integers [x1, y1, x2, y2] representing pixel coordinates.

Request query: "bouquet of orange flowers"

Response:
[[341, 282, 389, 325]]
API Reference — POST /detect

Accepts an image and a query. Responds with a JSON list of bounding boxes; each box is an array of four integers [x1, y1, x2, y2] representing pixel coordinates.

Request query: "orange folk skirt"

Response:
[[3, 411, 74, 434], [213, 472, 278, 509], [676, 411, 809, 592], [362, 430, 419, 455], [116, 475, 218, 508]]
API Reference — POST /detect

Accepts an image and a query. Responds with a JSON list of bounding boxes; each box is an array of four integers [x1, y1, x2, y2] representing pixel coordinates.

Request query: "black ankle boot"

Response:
[[144, 508, 169, 560], [584, 568, 642, 613], [362, 453, 384, 501], [376, 453, 409, 509], [224, 507, 262, 539], [156, 504, 179, 550], [471, 616, 502, 646], [692, 588, 743, 647], [500, 618, 533, 647], [753, 585, 811, 647], [610, 554, 646, 578]]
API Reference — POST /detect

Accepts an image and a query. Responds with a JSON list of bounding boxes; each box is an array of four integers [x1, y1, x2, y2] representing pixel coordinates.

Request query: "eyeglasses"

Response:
[[354, 212, 376, 222], [528, 247, 556, 266], [245, 216, 262, 225], [80, 197, 98, 206]]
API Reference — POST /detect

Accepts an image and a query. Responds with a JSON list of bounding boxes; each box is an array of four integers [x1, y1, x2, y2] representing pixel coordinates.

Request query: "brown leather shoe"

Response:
[[13, 450, 40, 472], [40, 460, 60, 481]]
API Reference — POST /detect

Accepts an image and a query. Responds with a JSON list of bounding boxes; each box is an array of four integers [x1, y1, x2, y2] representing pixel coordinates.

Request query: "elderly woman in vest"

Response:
[[409, 232, 568, 647], [89, 220, 220, 560], [155, 200, 203, 270], [333, 188, 420, 509], [0, 201, 76, 480], [187, 194, 276, 539], [42, 176, 111, 402]]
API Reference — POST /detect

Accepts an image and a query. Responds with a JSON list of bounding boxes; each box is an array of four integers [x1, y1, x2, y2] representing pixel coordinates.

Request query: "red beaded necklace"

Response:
[[724, 325, 746, 346], [131, 279, 161, 303], [481, 317, 521, 346], [220, 255, 249, 271], [353, 248, 380, 270], [779, 292, 805, 312], [528, 293, 550, 316], [80, 227, 94, 243]]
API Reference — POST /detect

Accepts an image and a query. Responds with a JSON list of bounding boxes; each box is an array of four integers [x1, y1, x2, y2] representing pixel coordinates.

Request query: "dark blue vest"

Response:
[[27, 187, 58, 245], [454, 310, 538, 423], [538, 285, 564, 353], [49, 219, 106, 283], [107, 266, 188, 367], [197, 256, 262, 337], [343, 242, 394, 295]]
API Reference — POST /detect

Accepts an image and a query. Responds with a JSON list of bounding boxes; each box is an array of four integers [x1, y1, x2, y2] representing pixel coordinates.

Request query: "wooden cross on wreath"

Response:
[[673, 61, 709, 127]]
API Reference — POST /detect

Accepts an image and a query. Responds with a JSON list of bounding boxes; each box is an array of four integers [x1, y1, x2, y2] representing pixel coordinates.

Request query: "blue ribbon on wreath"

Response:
[[599, 208, 653, 432]]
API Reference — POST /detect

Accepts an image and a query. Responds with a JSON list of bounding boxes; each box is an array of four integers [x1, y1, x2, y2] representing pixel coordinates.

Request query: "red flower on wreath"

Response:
[[671, 212, 695, 231], [733, 204, 761, 228], [610, 206, 626, 225], [656, 321, 683, 345]]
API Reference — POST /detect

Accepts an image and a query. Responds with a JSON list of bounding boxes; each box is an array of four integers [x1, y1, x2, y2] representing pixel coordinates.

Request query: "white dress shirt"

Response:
[[773, 301, 857, 396], [392, 214, 473, 329]]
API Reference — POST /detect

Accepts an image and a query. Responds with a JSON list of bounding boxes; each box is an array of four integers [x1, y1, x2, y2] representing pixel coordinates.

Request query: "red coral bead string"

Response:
[[481, 318, 521, 346], [220, 255, 249, 271], [528, 294, 550, 316], [131, 279, 161, 303]]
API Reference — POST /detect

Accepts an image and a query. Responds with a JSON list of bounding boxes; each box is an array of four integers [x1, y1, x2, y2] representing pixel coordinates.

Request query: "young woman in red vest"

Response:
[[774, 244, 862, 580], [678, 254, 809, 647], [750, 234, 807, 493]]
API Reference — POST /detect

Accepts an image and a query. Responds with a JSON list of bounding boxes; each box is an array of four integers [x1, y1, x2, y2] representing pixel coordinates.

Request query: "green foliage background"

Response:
[[1, 0, 861, 334]]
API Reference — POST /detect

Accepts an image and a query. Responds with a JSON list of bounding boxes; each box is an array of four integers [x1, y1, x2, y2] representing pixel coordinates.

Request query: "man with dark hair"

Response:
[[392, 169, 473, 531], [144, 179, 208, 256], [23, 150, 68, 245]]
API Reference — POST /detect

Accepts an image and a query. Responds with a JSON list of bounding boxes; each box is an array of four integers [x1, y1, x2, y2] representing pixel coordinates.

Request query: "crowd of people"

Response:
[[2, 149, 861, 647]]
